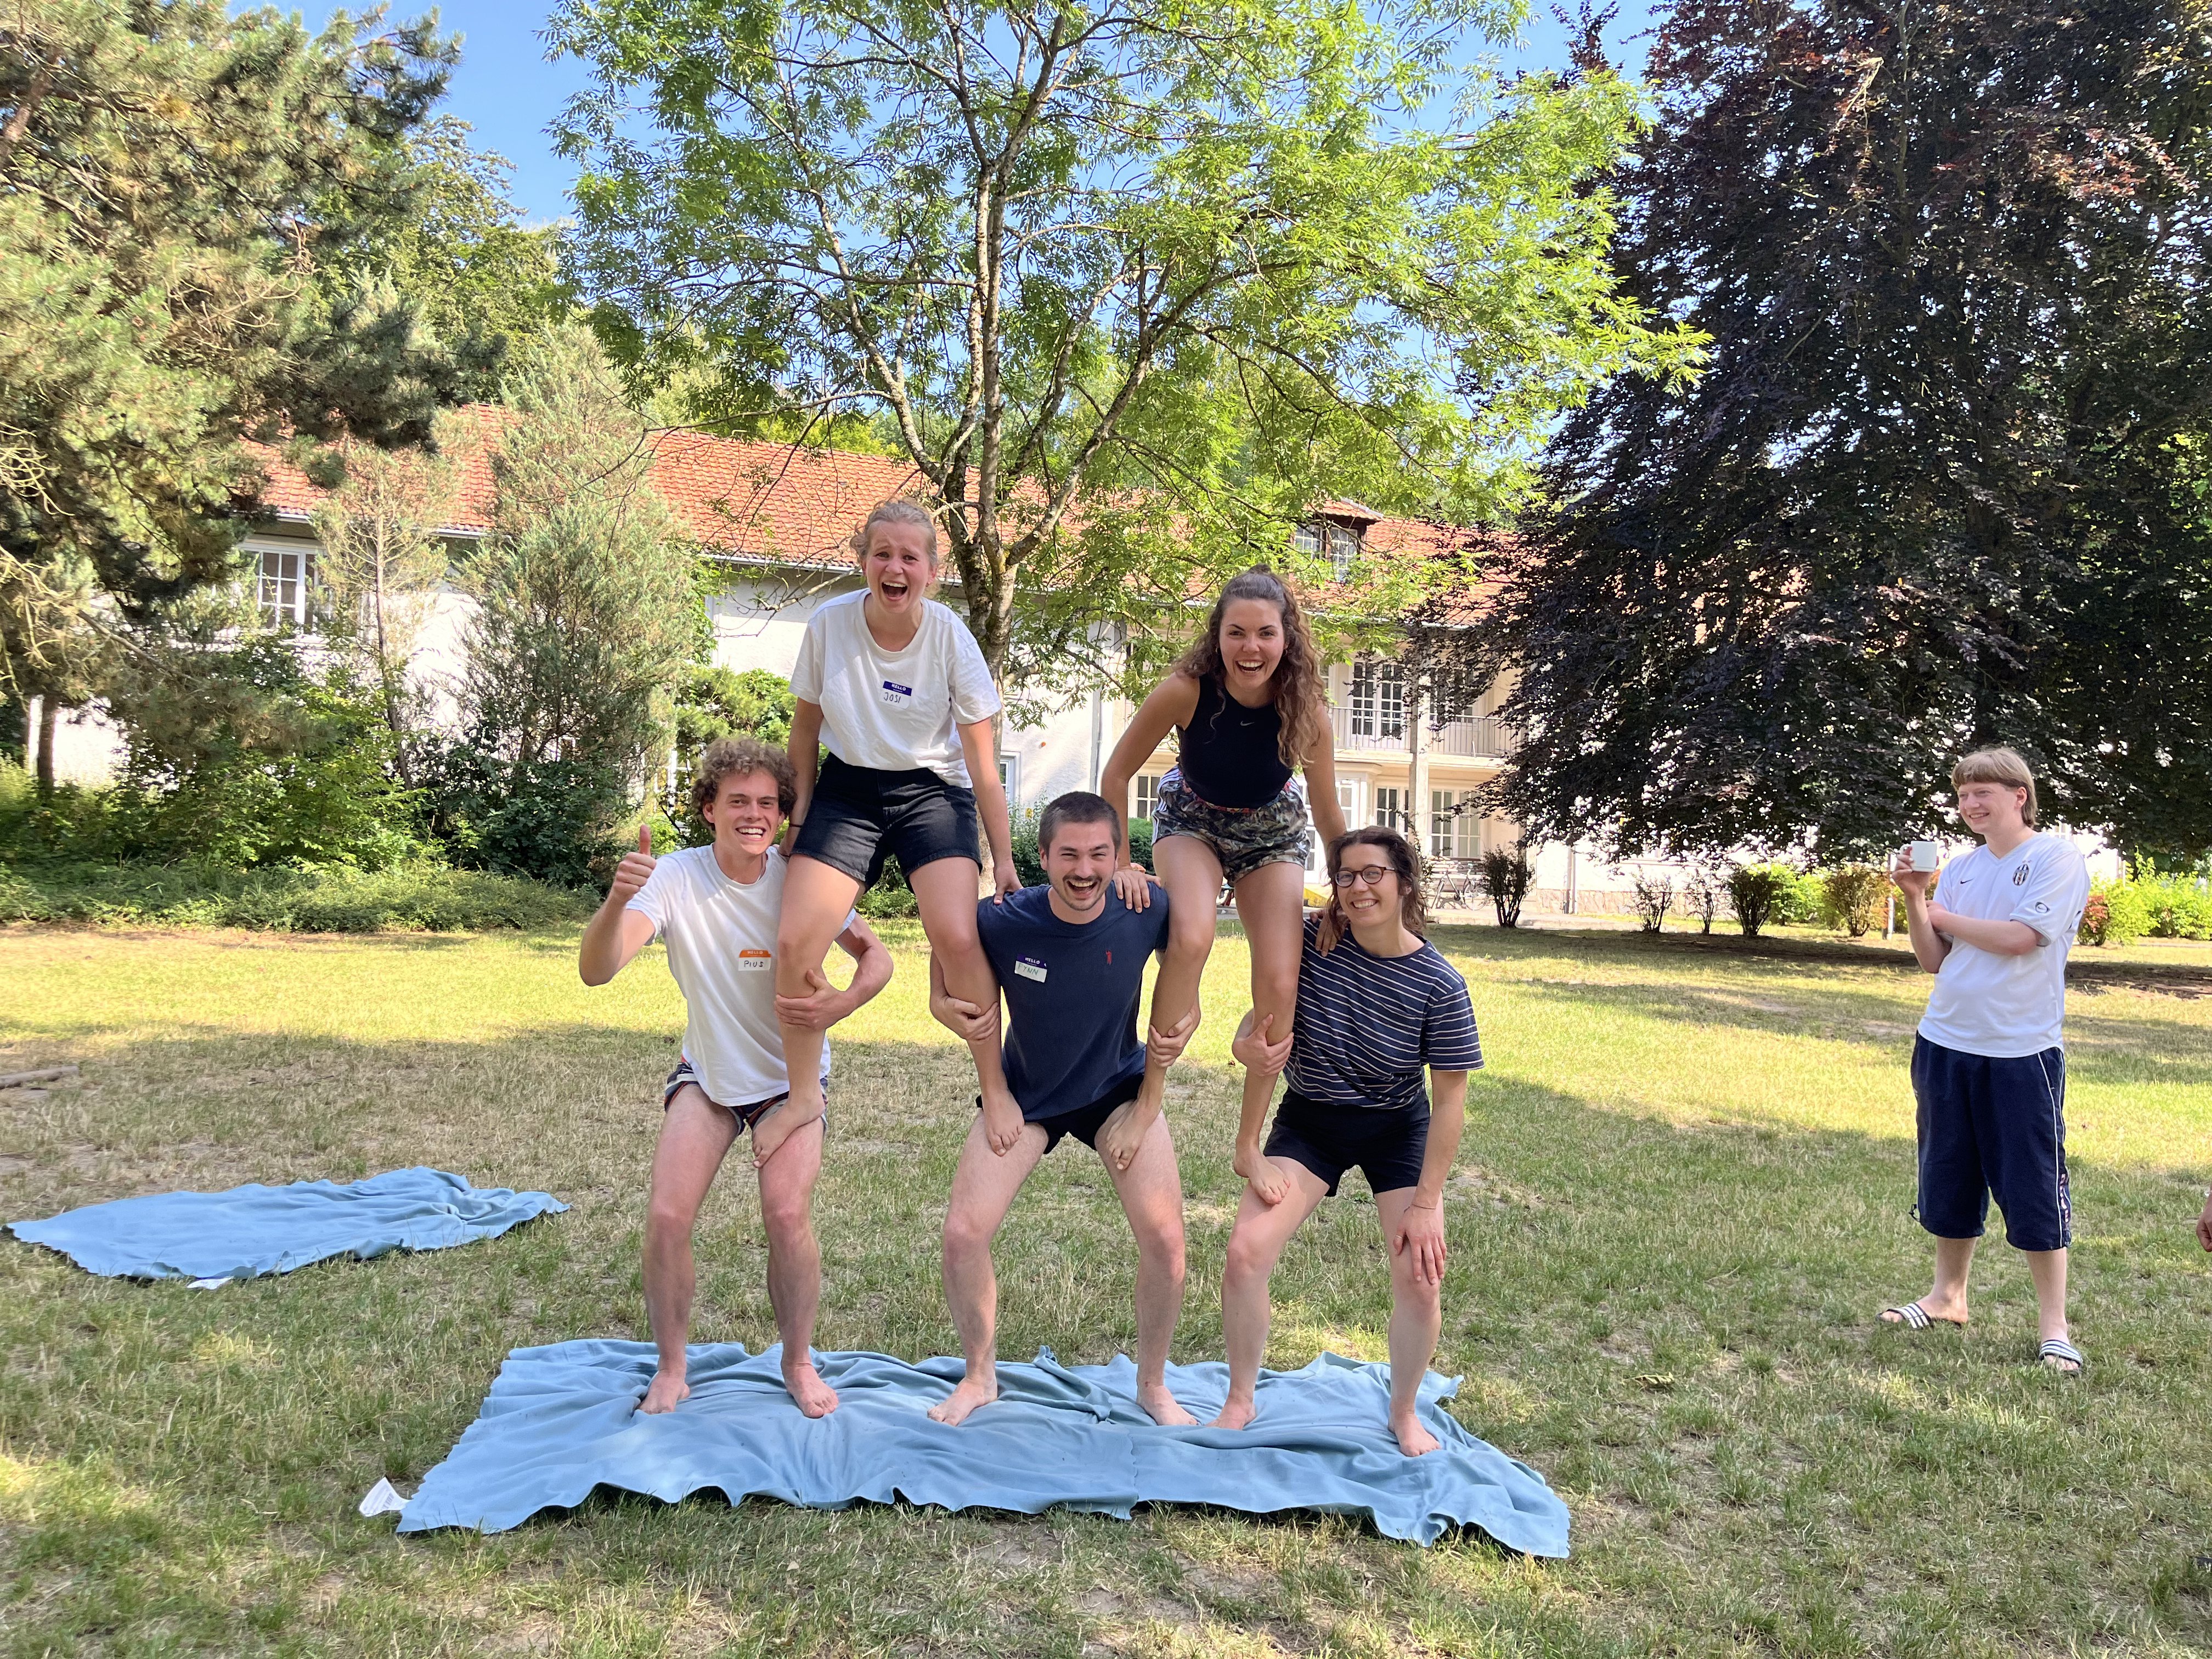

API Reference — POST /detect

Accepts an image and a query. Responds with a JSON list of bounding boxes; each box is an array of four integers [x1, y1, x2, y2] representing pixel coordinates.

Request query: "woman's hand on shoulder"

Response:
[[1111, 864, 1156, 910]]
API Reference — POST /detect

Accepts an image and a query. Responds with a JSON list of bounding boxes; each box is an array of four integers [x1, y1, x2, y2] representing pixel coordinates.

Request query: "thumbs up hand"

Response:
[[611, 823, 657, 904]]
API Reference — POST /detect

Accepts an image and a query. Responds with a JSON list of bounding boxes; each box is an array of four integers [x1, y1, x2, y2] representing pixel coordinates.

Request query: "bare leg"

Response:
[[1139, 836, 1226, 1111], [1882, 1234, 1976, 1325], [1228, 859, 1309, 1189], [755, 1112, 836, 1415], [1209, 1159, 1329, 1429], [930, 1114, 1049, 1425], [910, 857, 1020, 1131], [640, 1086, 740, 1413], [770, 855, 864, 1158], [1102, 1111, 1195, 1425], [1375, 1187, 1445, 1455], [2026, 1248, 2074, 1366]]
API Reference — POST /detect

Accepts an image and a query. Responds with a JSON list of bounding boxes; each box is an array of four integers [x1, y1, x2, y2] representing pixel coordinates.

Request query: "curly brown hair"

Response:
[[1172, 566, 1326, 767], [1314, 826, 1429, 956], [690, 737, 796, 821]]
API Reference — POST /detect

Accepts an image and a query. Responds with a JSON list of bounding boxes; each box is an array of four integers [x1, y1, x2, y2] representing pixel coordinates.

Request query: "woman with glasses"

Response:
[[1209, 826, 1482, 1456]]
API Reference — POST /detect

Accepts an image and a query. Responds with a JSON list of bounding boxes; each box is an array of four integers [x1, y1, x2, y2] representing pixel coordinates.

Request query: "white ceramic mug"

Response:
[[1906, 839, 1941, 873]]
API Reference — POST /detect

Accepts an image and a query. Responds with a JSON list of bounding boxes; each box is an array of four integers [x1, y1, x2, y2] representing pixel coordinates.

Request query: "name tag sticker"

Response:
[[738, 949, 772, 972], [1014, 957, 1048, 983], [880, 679, 913, 704]]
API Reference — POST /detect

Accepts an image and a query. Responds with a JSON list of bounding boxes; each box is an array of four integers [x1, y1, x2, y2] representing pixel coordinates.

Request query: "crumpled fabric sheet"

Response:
[[399, 1341, 1570, 1554], [8, 1166, 566, 1280]]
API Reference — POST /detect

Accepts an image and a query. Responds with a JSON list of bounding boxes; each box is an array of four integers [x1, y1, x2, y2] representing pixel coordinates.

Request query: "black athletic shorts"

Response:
[[977, 1071, 1144, 1155], [1263, 1088, 1427, 1197], [793, 753, 980, 888]]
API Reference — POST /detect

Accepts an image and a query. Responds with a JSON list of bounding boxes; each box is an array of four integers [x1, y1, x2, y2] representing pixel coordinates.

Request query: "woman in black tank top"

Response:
[[1098, 567, 1344, 1184], [1177, 676, 1294, 807]]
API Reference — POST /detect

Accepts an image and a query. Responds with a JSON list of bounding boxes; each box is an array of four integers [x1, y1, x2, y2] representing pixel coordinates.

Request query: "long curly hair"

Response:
[[1315, 826, 1428, 956], [1172, 566, 1326, 767]]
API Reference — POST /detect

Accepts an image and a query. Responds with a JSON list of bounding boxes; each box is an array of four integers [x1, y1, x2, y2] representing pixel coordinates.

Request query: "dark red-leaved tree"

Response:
[[1471, 0, 2212, 861]]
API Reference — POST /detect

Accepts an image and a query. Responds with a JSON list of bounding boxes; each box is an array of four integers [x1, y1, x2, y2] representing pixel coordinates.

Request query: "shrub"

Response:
[[1630, 871, 1674, 933], [1725, 864, 1794, 937], [2079, 877, 2151, 946], [2138, 866, 2212, 941], [1820, 865, 1891, 938], [0, 856, 590, 932], [1478, 844, 1535, 929], [417, 737, 628, 890], [855, 854, 920, 918], [1683, 865, 1724, 935]]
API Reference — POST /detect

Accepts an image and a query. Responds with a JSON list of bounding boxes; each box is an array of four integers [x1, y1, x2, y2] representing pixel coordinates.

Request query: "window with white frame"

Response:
[[1348, 658, 1403, 741], [1135, 772, 1164, 822], [1431, 788, 1480, 858], [1325, 522, 1361, 581], [1290, 523, 1322, 558], [255, 545, 313, 628], [1374, 786, 1406, 832], [997, 753, 1020, 805], [1429, 665, 1474, 727]]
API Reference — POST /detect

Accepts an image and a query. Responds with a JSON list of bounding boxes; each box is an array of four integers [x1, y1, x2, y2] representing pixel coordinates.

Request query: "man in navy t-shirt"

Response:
[[926, 792, 1200, 1427]]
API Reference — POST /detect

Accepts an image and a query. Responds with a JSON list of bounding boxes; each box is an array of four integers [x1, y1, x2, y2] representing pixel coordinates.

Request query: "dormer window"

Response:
[[1324, 522, 1361, 580], [1289, 519, 1363, 579]]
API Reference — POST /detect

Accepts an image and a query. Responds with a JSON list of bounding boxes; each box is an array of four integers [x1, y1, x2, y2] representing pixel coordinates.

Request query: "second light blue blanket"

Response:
[[399, 1341, 1569, 1553], [8, 1166, 566, 1281]]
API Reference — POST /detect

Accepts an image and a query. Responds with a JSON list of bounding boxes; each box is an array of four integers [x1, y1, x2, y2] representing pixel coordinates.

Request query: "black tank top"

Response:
[[1176, 675, 1294, 807]]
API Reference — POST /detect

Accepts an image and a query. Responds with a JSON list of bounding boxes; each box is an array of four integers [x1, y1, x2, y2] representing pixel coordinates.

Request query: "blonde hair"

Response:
[[849, 499, 939, 567], [1951, 746, 2038, 827]]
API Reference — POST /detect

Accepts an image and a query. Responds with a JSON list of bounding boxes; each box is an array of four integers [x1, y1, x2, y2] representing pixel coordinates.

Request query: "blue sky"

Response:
[[403, 0, 1664, 226]]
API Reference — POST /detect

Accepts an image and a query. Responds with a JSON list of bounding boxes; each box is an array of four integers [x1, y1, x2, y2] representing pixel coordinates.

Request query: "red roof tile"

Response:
[[246, 405, 1507, 616]]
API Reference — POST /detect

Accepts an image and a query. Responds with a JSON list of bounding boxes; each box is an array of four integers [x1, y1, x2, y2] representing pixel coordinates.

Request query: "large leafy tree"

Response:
[[550, 0, 1699, 690], [0, 0, 461, 715], [1476, 0, 2212, 861]]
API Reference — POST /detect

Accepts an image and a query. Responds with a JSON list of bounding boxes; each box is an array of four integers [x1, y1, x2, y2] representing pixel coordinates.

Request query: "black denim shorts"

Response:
[[1263, 1088, 1428, 1197], [793, 753, 981, 888]]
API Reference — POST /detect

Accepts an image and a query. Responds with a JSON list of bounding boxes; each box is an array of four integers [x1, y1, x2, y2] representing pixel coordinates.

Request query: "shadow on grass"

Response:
[[4, 1020, 2211, 1654]]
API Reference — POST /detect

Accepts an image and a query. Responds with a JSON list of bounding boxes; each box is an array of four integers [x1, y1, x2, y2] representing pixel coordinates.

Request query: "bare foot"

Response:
[[1207, 1397, 1256, 1431], [1880, 1297, 1969, 1328], [1232, 1142, 1290, 1207], [752, 1094, 823, 1169], [782, 1355, 839, 1417], [1391, 1413, 1441, 1457], [980, 1090, 1026, 1157], [928, 1371, 999, 1425], [1136, 1381, 1198, 1426], [639, 1368, 690, 1414], [1096, 1100, 1152, 1174]]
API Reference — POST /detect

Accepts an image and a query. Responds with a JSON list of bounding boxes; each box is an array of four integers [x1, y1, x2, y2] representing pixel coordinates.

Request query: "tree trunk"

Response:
[[1408, 650, 1431, 862], [34, 696, 57, 793]]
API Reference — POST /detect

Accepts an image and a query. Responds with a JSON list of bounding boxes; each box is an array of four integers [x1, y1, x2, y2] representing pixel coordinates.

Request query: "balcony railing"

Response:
[[1329, 703, 1517, 759]]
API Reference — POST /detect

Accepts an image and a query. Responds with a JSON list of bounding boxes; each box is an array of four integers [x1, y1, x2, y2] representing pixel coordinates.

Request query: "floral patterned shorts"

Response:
[[1150, 769, 1312, 883]]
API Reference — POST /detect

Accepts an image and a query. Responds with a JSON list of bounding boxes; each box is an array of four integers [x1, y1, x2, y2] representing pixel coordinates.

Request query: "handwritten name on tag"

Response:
[[1014, 957, 1048, 983], [738, 949, 772, 971], [880, 679, 914, 704]]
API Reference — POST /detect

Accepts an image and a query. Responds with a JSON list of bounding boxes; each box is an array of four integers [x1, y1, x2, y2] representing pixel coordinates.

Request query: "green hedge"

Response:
[[2079, 866, 2212, 946], [0, 857, 592, 933]]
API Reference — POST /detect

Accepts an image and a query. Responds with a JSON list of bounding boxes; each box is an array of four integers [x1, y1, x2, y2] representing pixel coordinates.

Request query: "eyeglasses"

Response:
[[1331, 865, 1395, 889]]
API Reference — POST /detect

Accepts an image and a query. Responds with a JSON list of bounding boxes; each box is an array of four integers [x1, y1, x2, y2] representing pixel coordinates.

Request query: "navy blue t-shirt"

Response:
[[1286, 915, 1483, 1113], [975, 884, 1172, 1120]]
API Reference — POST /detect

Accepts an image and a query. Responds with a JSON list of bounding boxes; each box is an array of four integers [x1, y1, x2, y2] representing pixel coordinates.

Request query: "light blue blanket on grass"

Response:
[[8, 1166, 566, 1281], [398, 1341, 1569, 1554]]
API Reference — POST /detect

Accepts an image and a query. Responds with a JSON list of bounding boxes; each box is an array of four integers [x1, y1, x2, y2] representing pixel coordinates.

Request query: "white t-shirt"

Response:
[[1917, 833, 2091, 1058], [625, 847, 852, 1108], [788, 591, 1001, 786]]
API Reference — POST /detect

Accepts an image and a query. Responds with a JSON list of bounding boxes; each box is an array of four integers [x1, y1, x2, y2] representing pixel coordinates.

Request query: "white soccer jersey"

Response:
[[1917, 834, 2091, 1058]]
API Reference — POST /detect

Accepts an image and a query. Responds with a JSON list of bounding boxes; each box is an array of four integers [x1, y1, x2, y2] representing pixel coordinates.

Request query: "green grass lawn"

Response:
[[2, 919, 2209, 1657]]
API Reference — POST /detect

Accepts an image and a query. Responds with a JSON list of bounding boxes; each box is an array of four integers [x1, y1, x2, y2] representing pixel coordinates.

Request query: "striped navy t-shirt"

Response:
[[1285, 915, 1483, 1113]]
